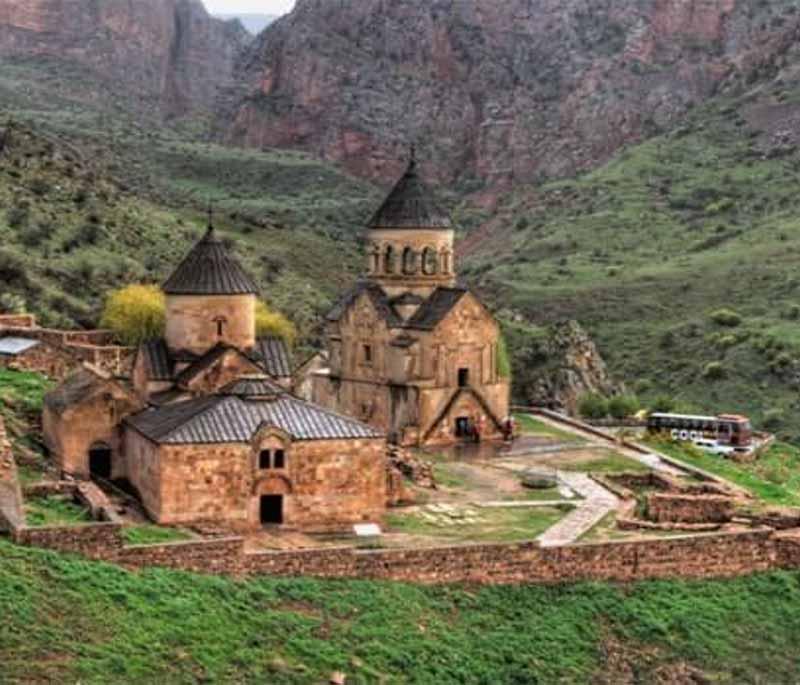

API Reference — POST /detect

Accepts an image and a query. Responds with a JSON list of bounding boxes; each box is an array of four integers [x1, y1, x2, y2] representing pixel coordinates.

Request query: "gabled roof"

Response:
[[126, 395, 383, 445], [139, 339, 173, 381], [405, 287, 469, 330], [163, 226, 259, 296], [326, 281, 403, 328], [251, 337, 292, 378], [367, 157, 452, 230], [175, 343, 241, 387]]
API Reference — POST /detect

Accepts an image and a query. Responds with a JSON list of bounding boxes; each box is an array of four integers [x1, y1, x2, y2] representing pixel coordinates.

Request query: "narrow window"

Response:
[[363, 344, 373, 364], [214, 317, 227, 338], [384, 245, 395, 274], [273, 449, 286, 469], [458, 368, 470, 388], [259, 450, 271, 469]]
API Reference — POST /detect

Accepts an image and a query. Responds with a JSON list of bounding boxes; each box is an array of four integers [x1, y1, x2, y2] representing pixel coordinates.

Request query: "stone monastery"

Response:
[[38, 157, 509, 531], [313, 154, 510, 447]]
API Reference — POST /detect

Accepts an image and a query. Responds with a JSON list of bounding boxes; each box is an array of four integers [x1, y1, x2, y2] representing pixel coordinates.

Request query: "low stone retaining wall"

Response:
[[13, 522, 123, 559], [0, 417, 23, 532], [648, 493, 736, 524]]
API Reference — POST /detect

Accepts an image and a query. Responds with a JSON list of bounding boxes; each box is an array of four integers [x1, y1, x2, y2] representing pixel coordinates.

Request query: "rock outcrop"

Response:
[[224, 0, 800, 185], [515, 320, 620, 415], [0, 0, 249, 118]]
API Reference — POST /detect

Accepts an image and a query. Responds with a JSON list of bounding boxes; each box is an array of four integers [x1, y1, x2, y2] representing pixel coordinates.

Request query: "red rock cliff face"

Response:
[[0, 0, 249, 117], [223, 0, 800, 185]]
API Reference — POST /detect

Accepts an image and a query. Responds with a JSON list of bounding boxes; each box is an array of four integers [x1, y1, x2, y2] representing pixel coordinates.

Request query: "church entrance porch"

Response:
[[260, 495, 284, 525]]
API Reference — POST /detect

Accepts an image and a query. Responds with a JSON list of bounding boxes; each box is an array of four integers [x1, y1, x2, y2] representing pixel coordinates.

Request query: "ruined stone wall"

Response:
[[13, 522, 123, 559], [647, 493, 736, 524], [0, 314, 36, 329], [0, 340, 76, 379], [165, 294, 256, 356], [0, 416, 23, 532]]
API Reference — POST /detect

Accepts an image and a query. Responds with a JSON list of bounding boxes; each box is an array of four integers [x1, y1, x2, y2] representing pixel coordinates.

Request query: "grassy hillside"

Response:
[[467, 74, 800, 442], [1, 540, 800, 684]]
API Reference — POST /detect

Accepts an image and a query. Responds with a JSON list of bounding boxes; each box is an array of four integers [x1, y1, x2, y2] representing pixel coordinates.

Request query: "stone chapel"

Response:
[[312, 155, 511, 446], [43, 221, 387, 531]]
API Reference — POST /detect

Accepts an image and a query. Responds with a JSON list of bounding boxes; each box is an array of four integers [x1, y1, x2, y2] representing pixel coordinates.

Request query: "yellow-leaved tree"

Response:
[[101, 284, 166, 346], [255, 300, 297, 347]]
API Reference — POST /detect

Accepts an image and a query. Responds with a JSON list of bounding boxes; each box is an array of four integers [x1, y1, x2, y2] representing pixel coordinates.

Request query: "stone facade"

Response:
[[165, 294, 256, 357], [123, 429, 386, 530], [313, 160, 510, 446]]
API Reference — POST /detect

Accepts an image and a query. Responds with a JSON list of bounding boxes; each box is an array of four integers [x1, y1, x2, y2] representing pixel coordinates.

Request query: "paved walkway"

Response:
[[537, 472, 619, 547]]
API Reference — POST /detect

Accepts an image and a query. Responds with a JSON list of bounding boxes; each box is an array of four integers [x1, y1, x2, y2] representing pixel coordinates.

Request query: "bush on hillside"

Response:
[[0, 293, 25, 314], [255, 300, 296, 347], [762, 409, 785, 431], [652, 395, 676, 413], [100, 285, 165, 346], [710, 308, 742, 327], [703, 361, 726, 380], [578, 393, 608, 420], [608, 394, 640, 420]]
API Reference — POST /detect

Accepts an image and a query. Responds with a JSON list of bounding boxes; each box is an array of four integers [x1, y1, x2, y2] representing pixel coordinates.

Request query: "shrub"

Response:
[[710, 308, 742, 327], [28, 177, 51, 197], [652, 395, 676, 413], [0, 293, 25, 314], [608, 394, 640, 420], [255, 300, 296, 347], [0, 249, 27, 284], [496, 335, 512, 379], [101, 284, 166, 345], [6, 206, 28, 229], [578, 393, 609, 420], [762, 409, 784, 431], [703, 361, 726, 380], [18, 221, 51, 248]]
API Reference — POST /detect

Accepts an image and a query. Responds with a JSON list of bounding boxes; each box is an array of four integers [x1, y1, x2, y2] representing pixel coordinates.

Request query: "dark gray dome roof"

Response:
[[367, 157, 452, 230], [163, 227, 259, 296]]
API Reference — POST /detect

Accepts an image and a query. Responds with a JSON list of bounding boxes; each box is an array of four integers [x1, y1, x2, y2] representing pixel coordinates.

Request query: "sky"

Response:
[[204, 0, 296, 15]]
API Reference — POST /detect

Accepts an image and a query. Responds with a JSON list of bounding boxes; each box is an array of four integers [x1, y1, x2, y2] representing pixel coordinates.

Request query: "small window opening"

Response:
[[259, 450, 271, 469], [273, 450, 286, 469], [363, 344, 373, 364], [458, 368, 470, 388]]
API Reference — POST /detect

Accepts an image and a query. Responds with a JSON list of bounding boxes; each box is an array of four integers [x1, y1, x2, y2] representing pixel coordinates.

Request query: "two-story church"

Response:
[[312, 155, 510, 446]]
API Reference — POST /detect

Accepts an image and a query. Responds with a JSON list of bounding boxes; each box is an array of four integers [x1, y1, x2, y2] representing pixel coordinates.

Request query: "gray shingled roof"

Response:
[[221, 376, 285, 397], [252, 337, 292, 378], [0, 337, 40, 356], [367, 158, 452, 230], [139, 339, 173, 381], [126, 395, 383, 444], [405, 287, 468, 330], [176, 344, 238, 386], [163, 227, 259, 296]]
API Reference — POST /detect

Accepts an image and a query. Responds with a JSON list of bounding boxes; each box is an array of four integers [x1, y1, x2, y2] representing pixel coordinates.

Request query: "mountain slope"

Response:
[[0, 0, 249, 119], [224, 0, 800, 186], [467, 47, 800, 440], [214, 13, 277, 34]]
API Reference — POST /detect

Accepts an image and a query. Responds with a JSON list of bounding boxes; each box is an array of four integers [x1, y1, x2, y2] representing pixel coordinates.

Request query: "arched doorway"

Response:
[[88, 442, 112, 480], [253, 474, 292, 527]]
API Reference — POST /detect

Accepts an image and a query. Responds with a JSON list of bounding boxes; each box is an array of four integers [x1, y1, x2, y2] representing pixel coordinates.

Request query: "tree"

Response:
[[578, 393, 609, 420], [608, 394, 640, 420], [255, 300, 296, 347], [101, 285, 165, 345]]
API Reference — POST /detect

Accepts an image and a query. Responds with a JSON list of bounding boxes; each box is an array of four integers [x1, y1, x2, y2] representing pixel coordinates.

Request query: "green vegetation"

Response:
[[4, 540, 800, 682], [0, 369, 52, 416], [513, 413, 585, 443], [646, 438, 800, 506], [386, 505, 569, 543], [555, 450, 651, 475], [100, 284, 166, 345], [25, 495, 91, 527], [578, 393, 609, 420], [123, 526, 193, 546]]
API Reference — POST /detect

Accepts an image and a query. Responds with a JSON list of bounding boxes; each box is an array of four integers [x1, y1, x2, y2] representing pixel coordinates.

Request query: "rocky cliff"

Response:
[[224, 0, 800, 185], [509, 320, 620, 415], [0, 0, 249, 118]]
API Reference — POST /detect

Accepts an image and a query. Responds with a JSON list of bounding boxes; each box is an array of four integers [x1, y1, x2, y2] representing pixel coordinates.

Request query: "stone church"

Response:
[[43, 222, 386, 531], [312, 156, 510, 446]]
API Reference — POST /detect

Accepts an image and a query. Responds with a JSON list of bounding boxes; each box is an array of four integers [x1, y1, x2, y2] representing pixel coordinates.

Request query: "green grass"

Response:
[[122, 526, 193, 546], [645, 438, 800, 506], [25, 495, 91, 527], [0, 369, 53, 414], [4, 540, 800, 682], [386, 505, 568, 544], [514, 413, 586, 443], [554, 450, 651, 475]]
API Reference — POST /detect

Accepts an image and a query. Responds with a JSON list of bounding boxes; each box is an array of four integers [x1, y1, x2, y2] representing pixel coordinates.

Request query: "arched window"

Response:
[[370, 244, 381, 274], [422, 247, 438, 275], [384, 245, 396, 274], [402, 247, 418, 275], [440, 247, 452, 275]]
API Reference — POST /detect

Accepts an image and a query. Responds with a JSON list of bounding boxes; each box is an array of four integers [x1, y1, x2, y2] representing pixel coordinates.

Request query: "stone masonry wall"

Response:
[[0, 416, 23, 532], [647, 493, 736, 524]]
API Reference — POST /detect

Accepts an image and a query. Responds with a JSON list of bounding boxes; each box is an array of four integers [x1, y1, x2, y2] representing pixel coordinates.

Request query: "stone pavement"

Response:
[[537, 472, 619, 547]]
